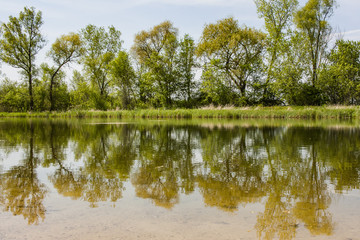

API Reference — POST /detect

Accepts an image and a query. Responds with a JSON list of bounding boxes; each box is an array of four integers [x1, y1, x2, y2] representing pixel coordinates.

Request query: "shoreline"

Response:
[[0, 106, 359, 119]]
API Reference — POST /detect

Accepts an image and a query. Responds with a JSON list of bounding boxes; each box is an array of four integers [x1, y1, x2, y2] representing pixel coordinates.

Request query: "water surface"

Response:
[[1, 119, 360, 239]]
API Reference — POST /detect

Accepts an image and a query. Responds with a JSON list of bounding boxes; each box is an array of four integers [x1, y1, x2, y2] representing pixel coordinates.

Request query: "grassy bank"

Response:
[[0, 106, 359, 119]]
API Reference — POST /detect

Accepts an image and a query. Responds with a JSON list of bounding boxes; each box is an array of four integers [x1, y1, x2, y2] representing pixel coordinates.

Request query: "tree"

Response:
[[132, 21, 179, 108], [273, 31, 307, 105], [0, 7, 46, 111], [199, 65, 238, 106], [319, 40, 360, 104], [69, 70, 94, 109], [255, 0, 298, 103], [196, 17, 266, 104], [38, 64, 70, 111], [176, 34, 198, 108], [294, 0, 336, 87], [81, 25, 122, 110], [45, 33, 83, 111], [133, 63, 156, 107], [0, 78, 29, 112], [110, 51, 136, 109]]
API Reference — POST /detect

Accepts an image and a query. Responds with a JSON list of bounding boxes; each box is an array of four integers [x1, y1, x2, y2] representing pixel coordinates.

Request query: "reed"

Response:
[[0, 106, 359, 119]]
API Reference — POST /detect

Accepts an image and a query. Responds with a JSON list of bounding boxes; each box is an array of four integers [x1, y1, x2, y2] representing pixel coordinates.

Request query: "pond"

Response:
[[0, 118, 360, 239]]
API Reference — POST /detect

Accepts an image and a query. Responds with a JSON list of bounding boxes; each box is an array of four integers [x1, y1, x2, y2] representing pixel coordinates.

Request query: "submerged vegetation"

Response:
[[0, 0, 360, 112]]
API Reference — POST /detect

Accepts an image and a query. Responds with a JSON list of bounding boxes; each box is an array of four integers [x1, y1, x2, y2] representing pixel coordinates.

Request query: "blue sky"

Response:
[[1, 0, 359, 48], [1, 0, 360, 79]]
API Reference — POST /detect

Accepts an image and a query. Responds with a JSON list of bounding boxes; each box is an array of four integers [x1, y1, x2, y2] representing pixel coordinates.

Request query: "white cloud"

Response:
[[134, 0, 246, 6], [37, 0, 246, 7], [342, 29, 360, 41]]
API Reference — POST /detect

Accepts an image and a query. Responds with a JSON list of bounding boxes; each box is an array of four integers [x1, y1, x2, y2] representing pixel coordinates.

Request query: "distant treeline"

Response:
[[1, 0, 359, 112]]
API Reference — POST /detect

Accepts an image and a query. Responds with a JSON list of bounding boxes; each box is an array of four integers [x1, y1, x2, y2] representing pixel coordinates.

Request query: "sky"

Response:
[[1, 0, 360, 80]]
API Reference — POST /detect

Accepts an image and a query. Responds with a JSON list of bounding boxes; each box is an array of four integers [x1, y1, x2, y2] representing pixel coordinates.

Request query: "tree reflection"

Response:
[[47, 123, 136, 207], [0, 119, 360, 237], [0, 122, 47, 225], [195, 126, 337, 239], [131, 125, 196, 208], [197, 127, 267, 211], [255, 128, 335, 239], [291, 144, 333, 236]]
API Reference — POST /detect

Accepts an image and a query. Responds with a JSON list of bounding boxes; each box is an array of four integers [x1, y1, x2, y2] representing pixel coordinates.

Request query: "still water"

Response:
[[1, 119, 360, 240]]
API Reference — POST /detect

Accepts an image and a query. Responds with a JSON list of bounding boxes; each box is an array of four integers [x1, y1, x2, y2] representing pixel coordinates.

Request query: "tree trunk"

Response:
[[122, 85, 129, 109], [240, 82, 246, 98], [312, 62, 317, 87], [263, 47, 278, 99], [29, 73, 34, 111], [50, 78, 54, 111]]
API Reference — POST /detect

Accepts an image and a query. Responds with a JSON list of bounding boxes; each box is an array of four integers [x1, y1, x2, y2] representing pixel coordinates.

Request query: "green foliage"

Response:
[[69, 70, 94, 110], [292, 84, 324, 106], [0, 6, 46, 111], [1, 4, 360, 111], [273, 32, 307, 105], [0, 79, 29, 112], [33, 73, 50, 111], [81, 24, 122, 110], [132, 21, 179, 108], [199, 65, 241, 106], [294, 0, 336, 86], [136, 69, 157, 108], [197, 17, 266, 102], [34, 66, 70, 111], [46, 33, 83, 111], [2, 106, 358, 120], [176, 34, 199, 108], [110, 51, 136, 109], [255, 0, 298, 104], [319, 40, 360, 104]]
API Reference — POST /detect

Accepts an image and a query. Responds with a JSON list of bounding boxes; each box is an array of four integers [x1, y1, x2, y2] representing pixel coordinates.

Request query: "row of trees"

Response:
[[1, 0, 360, 112]]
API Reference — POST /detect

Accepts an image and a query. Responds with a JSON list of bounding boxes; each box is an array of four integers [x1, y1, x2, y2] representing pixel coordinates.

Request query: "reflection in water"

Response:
[[0, 119, 360, 239], [197, 127, 266, 211], [131, 125, 197, 208], [0, 123, 47, 225], [46, 123, 134, 208]]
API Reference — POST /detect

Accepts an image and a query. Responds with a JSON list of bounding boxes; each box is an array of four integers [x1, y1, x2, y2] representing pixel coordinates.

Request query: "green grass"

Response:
[[0, 106, 359, 119]]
